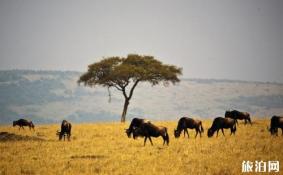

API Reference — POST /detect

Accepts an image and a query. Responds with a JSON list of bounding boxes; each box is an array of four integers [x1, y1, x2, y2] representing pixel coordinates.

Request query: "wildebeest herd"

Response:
[[124, 110, 283, 146], [11, 110, 283, 145]]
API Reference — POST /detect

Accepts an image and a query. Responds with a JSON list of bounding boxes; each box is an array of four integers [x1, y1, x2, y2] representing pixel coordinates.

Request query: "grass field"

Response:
[[0, 119, 282, 175]]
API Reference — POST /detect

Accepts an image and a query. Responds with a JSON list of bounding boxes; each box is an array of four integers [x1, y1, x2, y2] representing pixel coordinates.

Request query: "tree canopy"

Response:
[[78, 54, 182, 122]]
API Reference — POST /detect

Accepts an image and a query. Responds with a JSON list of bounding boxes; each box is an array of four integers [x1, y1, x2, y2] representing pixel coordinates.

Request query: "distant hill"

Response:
[[0, 70, 283, 124]]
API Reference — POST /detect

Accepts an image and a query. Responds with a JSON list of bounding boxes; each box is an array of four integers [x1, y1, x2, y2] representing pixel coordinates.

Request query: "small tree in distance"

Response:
[[78, 54, 182, 122]]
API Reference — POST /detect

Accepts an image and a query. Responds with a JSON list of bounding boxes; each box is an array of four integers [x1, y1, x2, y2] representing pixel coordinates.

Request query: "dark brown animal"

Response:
[[269, 116, 283, 136], [132, 122, 169, 146], [225, 110, 251, 125], [56, 120, 72, 141], [174, 117, 204, 138], [13, 119, 35, 131], [207, 117, 236, 137], [125, 118, 150, 139]]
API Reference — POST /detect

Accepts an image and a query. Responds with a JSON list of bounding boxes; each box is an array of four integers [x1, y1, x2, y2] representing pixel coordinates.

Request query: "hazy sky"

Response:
[[0, 0, 282, 82]]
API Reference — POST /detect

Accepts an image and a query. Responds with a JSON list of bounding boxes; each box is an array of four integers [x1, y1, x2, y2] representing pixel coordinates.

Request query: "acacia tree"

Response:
[[78, 54, 182, 122]]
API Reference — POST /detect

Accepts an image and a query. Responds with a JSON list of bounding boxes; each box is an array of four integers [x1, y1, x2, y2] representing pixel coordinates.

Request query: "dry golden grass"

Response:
[[0, 119, 282, 175]]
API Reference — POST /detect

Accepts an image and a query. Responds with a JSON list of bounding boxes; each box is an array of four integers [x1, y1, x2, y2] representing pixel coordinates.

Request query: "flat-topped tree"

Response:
[[78, 54, 182, 122]]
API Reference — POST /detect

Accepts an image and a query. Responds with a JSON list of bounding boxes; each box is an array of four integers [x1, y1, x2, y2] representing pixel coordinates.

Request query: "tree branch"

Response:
[[123, 80, 129, 88], [128, 79, 140, 100], [113, 84, 123, 91]]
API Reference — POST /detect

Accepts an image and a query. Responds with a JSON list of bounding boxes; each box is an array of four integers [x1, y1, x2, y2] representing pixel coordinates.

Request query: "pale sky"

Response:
[[0, 0, 282, 82]]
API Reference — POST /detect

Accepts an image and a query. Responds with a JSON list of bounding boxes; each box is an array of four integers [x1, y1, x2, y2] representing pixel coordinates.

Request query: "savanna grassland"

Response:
[[0, 119, 282, 175]]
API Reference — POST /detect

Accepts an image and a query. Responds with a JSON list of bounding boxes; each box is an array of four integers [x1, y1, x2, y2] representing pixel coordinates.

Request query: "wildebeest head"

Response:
[[174, 129, 181, 138], [56, 130, 65, 140], [125, 129, 131, 138], [12, 121, 17, 127], [269, 127, 278, 135], [30, 122, 35, 130], [207, 128, 214, 137], [225, 111, 232, 118]]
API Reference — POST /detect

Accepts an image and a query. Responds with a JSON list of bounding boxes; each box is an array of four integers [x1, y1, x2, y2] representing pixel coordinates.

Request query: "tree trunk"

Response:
[[120, 80, 139, 122], [121, 98, 129, 122]]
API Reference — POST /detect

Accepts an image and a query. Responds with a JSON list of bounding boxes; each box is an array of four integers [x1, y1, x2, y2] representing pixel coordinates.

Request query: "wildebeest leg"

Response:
[[21, 126, 25, 130], [216, 129, 219, 137], [148, 136, 153, 146], [236, 119, 239, 126], [185, 129, 189, 138], [221, 128, 225, 136], [230, 128, 233, 135], [183, 129, 186, 137], [162, 135, 166, 145], [195, 128, 198, 138], [144, 137, 147, 146]]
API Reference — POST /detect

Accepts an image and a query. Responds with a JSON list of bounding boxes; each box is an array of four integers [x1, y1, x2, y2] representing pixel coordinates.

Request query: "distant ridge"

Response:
[[0, 70, 283, 124], [1, 69, 281, 84]]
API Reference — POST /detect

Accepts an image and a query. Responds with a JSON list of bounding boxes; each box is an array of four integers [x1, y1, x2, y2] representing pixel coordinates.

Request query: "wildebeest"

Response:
[[125, 118, 150, 139], [13, 119, 35, 131], [56, 120, 72, 141], [225, 110, 252, 125], [132, 122, 169, 146], [207, 117, 236, 137], [174, 117, 204, 138], [268, 116, 283, 136]]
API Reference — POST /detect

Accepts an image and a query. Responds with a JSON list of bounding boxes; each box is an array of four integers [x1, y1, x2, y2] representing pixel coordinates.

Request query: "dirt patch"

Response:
[[0, 132, 45, 142]]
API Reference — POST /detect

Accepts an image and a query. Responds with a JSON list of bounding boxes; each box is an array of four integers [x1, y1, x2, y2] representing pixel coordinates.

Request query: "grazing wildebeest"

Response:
[[268, 116, 283, 136], [13, 119, 35, 131], [225, 110, 252, 125], [56, 120, 72, 141], [132, 122, 169, 146], [174, 117, 204, 138], [125, 118, 150, 139], [207, 117, 236, 137]]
